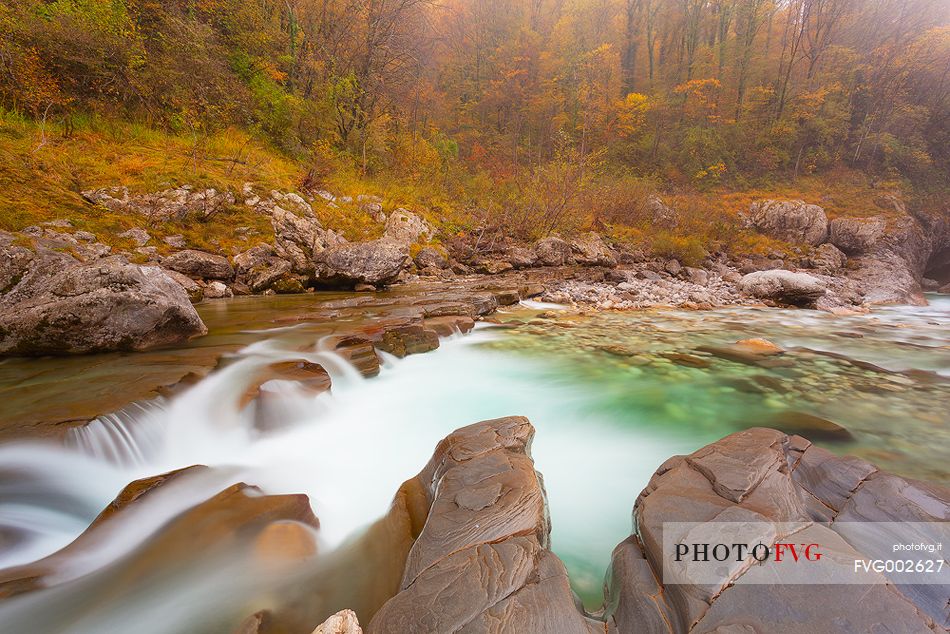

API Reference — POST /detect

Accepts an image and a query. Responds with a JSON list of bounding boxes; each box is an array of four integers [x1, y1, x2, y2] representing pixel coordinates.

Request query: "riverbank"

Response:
[[2, 181, 949, 363]]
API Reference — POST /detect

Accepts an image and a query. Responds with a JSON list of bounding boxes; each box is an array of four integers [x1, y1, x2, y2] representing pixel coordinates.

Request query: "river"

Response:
[[0, 292, 947, 630]]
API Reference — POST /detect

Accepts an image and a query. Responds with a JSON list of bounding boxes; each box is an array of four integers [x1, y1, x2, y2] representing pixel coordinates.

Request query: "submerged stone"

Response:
[[766, 411, 854, 442]]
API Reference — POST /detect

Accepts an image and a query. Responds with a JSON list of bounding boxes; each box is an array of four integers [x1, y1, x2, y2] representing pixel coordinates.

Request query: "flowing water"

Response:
[[0, 293, 947, 631]]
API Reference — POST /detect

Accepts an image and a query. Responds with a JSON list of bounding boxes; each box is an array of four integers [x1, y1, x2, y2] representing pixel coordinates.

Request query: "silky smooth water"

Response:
[[0, 295, 947, 630]]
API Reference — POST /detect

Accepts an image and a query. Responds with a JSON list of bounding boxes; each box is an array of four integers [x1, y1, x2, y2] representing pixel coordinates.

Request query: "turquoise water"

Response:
[[0, 295, 946, 626]]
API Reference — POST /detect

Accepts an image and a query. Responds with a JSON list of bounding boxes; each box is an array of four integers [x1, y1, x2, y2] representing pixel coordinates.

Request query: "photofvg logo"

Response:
[[661, 519, 949, 586]]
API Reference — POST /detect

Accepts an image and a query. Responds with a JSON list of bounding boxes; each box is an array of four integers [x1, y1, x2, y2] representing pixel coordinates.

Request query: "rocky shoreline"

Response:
[[2, 416, 945, 633], [2, 186, 948, 357]]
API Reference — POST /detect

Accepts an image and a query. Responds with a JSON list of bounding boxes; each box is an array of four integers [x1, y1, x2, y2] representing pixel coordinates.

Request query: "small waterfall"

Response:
[[65, 400, 169, 468]]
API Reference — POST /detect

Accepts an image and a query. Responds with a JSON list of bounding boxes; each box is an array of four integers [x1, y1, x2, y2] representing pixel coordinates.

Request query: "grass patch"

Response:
[[0, 111, 301, 249], [0, 110, 919, 263]]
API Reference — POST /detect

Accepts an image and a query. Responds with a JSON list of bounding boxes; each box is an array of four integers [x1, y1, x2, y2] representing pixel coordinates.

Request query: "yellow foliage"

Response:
[[616, 93, 650, 138]]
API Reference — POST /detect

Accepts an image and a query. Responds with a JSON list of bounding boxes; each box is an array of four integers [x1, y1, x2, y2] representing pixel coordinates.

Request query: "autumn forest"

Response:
[[1, 0, 949, 246]]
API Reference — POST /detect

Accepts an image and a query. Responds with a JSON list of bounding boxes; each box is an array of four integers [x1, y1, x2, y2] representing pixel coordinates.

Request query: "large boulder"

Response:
[[0, 249, 207, 356], [571, 232, 617, 266], [839, 210, 950, 305], [534, 236, 574, 266], [384, 209, 433, 246], [828, 216, 887, 254], [604, 428, 948, 632], [369, 417, 602, 634], [747, 200, 828, 245], [739, 269, 826, 306], [315, 239, 410, 287], [162, 249, 234, 280]]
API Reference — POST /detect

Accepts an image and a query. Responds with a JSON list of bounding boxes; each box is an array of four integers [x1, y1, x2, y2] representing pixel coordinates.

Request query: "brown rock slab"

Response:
[[241, 360, 332, 408], [369, 416, 601, 634], [423, 315, 475, 337], [604, 427, 948, 633], [334, 336, 381, 377]]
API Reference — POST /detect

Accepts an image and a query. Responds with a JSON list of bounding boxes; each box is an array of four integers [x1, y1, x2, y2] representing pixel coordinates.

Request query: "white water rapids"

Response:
[[0, 296, 946, 632], [0, 322, 694, 626]]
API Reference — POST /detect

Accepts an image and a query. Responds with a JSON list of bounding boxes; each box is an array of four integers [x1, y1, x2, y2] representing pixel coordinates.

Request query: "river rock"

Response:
[[16, 226, 111, 261], [767, 411, 853, 442], [696, 338, 789, 368], [0, 473, 317, 603], [367, 321, 440, 357], [534, 237, 574, 266], [234, 244, 294, 292], [604, 428, 948, 632], [0, 236, 36, 294], [829, 216, 887, 254], [838, 210, 950, 305], [0, 252, 207, 356], [91, 465, 210, 529], [473, 257, 514, 275], [423, 315, 475, 336], [746, 200, 828, 245], [333, 336, 381, 377], [384, 209, 433, 246], [738, 269, 826, 306], [162, 249, 234, 280], [681, 266, 708, 285], [571, 232, 616, 266], [203, 280, 233, 299], [734, 338, 783, 354], [369, 416, 602, 634], [315, 239, 410, 287], [274, 276, 308, 294], [312, 610, 362, 634]]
